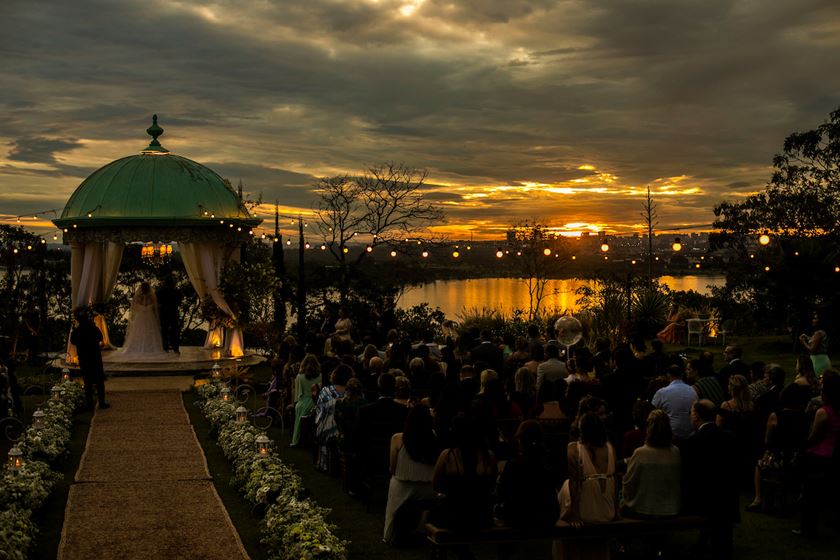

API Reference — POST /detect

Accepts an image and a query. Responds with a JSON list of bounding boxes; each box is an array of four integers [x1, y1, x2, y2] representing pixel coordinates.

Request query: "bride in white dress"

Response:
[[114, 282, 166, 358]]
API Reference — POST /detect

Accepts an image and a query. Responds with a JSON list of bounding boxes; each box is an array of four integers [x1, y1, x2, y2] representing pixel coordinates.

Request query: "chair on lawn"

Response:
[[686, 319, 706, 346], [717, 319, 736, 346]]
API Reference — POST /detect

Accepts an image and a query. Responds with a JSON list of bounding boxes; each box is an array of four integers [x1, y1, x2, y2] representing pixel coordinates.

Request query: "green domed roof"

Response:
[[54, 116, 260, 229]]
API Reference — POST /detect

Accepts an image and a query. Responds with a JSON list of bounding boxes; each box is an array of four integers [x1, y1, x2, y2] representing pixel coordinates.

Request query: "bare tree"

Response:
[[314, 163, 444, 301], [641, 186, 658, 283], [506, 222, 567, 320]]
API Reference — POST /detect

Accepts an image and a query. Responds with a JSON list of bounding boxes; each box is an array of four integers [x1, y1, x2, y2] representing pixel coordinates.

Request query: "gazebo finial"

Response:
[[142, 114, 169, 153]]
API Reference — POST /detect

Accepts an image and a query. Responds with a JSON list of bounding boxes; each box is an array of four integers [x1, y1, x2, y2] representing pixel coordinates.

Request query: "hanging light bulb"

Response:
[[342, 246, 349, 254], [758, 234, 770, 246], [600, 242, 610, 253], [320, 244, 326, 250], [390, 250, 397, 257], [304, 242, 311, 249], [421, 250, 429, 258], [495, 249, 504, 259], [672, 237, 682, 252], [365, 245, 373, 253], [286, 240, 291, 246], [543, 248, 551, 256]]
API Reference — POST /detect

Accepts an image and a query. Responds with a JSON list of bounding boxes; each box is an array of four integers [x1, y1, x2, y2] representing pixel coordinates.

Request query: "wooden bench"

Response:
[[425, 516, 706, 559]]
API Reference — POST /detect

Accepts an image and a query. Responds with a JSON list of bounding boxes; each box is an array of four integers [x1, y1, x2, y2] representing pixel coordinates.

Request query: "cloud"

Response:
[[1, 0, 838, 236]]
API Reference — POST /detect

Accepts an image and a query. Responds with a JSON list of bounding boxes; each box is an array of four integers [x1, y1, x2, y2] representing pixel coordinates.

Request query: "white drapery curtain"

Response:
[[178, 242, 243, 357], [66, 241, 124, 363]]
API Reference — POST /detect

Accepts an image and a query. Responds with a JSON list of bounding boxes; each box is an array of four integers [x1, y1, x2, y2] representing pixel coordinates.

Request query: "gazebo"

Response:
[[53, 115, 263, 372]]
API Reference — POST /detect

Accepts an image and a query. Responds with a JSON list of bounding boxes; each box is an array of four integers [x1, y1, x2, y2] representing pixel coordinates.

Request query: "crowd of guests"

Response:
[[265, 312, 839, 559]]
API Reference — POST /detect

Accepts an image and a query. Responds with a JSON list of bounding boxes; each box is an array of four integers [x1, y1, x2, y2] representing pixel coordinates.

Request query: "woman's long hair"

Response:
[[300, 354, 321, 380], [728, 374, 754, 412], [403, 404, 439, 465]]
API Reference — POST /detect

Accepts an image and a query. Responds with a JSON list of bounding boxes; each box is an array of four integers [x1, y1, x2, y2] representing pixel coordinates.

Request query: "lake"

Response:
[[397, 275, 726, 319]]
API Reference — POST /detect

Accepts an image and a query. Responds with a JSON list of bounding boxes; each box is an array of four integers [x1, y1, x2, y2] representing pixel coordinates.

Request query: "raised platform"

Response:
[[53, 346, 266, 376]]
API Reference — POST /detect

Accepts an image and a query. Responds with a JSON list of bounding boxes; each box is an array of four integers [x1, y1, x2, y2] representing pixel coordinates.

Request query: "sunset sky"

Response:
[[2, 0, 839, 239]]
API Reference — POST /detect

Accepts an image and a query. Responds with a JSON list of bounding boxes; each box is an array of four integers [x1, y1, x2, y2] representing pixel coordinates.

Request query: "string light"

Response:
[[421, 250, 429, 258], [452, 250, 460, 258], [759, 234, 770, 246], [764, 266, 770, 272], [600, 242, 610, 253], [342, 247, 349, 254], [320, 244, 326, 250], [365, 245, 373, 253], [672, 237, 682, 252], [543, 248, 551, 256], [495, 250, 503, 258], [390, 250, 397, 257], [304, 242, 311, 249]]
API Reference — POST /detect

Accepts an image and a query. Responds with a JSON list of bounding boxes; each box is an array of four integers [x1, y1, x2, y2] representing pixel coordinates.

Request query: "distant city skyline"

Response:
[[2, 1, 840, 240]]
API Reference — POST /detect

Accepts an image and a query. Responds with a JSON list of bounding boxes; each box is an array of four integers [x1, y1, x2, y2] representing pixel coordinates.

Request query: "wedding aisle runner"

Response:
[[59, 389, 249, 560]]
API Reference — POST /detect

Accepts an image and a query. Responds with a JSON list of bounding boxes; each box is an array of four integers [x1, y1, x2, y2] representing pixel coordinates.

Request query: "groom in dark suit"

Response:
[[156, 275, 182, 354]]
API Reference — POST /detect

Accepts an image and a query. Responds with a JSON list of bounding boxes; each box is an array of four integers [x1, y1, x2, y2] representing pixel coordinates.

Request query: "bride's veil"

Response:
[[131, 282, 158, 311]]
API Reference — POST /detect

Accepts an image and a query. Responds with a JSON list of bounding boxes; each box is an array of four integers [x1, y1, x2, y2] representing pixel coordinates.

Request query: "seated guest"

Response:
[[428, 415, 498, 559], [458, 364, 479, 402], [621, 399, 655, 459], [780, 355, 820, 412], [529, 379, 567, 421], [622, 410, 681, 518], [383, 405, 439, 545], [537, 343, 567, 390], [554, 412, 617, 560], [656, 304, 684, 345], [652, 365, 697, 441], [748, 361, 769, 403], [511, 367, 536, 416], [394, 375, 413, 407], [523, 343, 544, 376], [495, 420, 559, 528]]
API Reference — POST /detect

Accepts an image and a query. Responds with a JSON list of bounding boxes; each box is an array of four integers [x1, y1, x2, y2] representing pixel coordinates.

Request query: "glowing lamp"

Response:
[[32, 409, 45, 432], [7, 446, 23, 474], [758, 234, 770, 246], [452, 251, 460, 258], [320, 244, 326, 250], [794, 251, 800, 256], [421, 251, 429, 258], [600, 243, 610, 253], [495, 250, 504, 259], [366, 245, 373, 253], [516, 251, 522, 256], [212, 363, 221, 380], [342, 247, 349, 254], [695, 263, 701, 269], [390, 250, 397, 257], [286, 240, 291, 245], [256, 434, 270, 456], [466, 245, 472, 250], [764, 266, 770, 272], [571, 255, 576, 260], [631, 260, 637, 265], [62, 368, 70, 381], [543, 248, 552, 256], [51, 385, 62, 402], [235, 406, 249, 424], [749, 254, 755, 259], [305, 242, 311, 249], [672, 238, 682, 252], [835, 266, 839, 273], [221, 387, 231, 402]]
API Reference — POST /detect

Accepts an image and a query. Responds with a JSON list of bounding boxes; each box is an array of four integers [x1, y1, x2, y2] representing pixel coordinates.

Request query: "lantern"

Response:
[[211, 363, 222, 380], [32, 409, 45, 432], [672, 238, 682, 252], [221, 387, 231, 402], [61, 368, 70, 381], [256, 434, 270, 456], [7, 446, 23, 473], [235, 406, 249, 424], [51, 385, 62, 401]]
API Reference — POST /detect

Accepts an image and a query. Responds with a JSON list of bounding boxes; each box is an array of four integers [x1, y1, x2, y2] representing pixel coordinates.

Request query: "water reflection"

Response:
[[398, 276, 726, 319]]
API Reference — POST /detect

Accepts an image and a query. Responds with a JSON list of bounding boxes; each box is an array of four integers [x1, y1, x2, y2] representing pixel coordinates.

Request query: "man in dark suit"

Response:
[[354, 372, 407, 478], [680, 399, 739, 559], [470, 329, 503, 375], [70, 306, 109, 410], [156, 275, 182, 354]]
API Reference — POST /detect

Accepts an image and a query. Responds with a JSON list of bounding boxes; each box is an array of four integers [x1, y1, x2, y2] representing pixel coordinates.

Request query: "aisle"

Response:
[[59, 388, 249, 560]]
